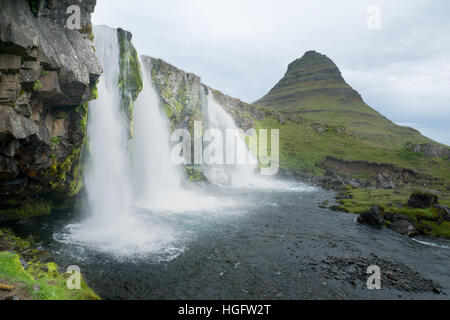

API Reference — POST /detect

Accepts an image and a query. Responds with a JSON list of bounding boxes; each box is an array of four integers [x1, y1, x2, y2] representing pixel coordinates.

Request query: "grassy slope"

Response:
[[253, 115, 450, 187], [0, 229, 99, 300], [250, 51, 450, 238], [254, 51, 438, 149]]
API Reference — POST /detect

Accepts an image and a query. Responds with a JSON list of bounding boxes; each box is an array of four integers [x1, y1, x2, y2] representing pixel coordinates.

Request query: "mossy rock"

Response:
[[117, 28, 143, 138]]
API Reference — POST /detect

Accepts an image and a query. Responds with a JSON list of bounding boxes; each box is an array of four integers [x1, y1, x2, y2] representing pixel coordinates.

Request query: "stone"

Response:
[[3, 139, 20, 157], [0, 105, 49, 143], [52, 119, 67, 137], [0, 155, 19, 180], [0, 0, 104, 221], [390, 219, 417, 236], [0, 54, 22, 72], [357, 205, 384, 227], [407, 190, 438, 209]]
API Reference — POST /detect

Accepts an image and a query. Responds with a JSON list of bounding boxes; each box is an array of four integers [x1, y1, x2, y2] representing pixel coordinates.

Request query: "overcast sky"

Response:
[[92, 0, 450, 145]]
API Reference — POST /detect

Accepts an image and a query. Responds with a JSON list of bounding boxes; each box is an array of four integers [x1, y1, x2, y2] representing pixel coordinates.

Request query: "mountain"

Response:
[[251, 51, 449, 188], [254, 50, 436, 148]]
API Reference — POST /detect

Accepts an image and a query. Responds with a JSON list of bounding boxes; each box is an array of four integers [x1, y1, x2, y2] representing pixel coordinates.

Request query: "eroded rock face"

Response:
[[0, 0, 101, 220], [144, 56, 206, 135], [404, 142, 450, 159]]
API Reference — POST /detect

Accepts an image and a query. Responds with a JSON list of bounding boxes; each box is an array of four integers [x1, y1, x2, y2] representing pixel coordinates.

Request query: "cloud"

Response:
[[92, 0, 450, 145]]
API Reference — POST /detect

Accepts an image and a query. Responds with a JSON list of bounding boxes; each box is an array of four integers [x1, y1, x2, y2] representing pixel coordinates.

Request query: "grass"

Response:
[[0, 229, 99, 300], [335, 187, 450, 239], [0, 252, 99, 300], [252, 115, 450, 188]]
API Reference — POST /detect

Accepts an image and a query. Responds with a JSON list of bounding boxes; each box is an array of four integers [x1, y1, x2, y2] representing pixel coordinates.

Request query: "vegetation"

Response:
[[26, 0, 39, 16], [0, 229, 99, 300], [32, 80, 42, 92], [334, 187, 450, 239], [253, 115, 450, 186], [117, 28, 143, 138]]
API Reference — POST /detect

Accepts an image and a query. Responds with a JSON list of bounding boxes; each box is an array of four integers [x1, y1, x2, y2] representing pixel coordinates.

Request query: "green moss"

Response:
[[26, 0, 40, 16], [33, 80, 42, 91], [0, 199, 51, 222], [335, 187, 450, 239], [50, 137, 61, 150], [184, 166, 206, 182], [0, 251, 99, 300], [117, 29, 143, 138]]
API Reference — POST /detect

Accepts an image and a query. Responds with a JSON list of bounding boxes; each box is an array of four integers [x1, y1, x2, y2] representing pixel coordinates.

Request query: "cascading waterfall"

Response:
[[204, 93, 285, 188], [130, 57, 184, 208], [59, 27, 178, 258], [130, 57, 232, 212], [56, 26, 309, 259], [83, 25, 132, 230]]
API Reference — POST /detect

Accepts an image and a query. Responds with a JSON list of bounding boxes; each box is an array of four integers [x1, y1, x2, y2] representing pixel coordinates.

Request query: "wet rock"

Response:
[[357, 205, 384, 227], [407, 190, 439, 209], [390, 219, 417, 236]]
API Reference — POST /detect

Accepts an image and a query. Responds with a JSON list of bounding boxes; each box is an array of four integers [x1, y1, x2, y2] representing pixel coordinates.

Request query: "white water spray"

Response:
[[130, 57, 235, 212], [204, 93, 289, 189], [84, 26, 131, 227], [59, 27, 179, 258], [131, 57, 184, 207]]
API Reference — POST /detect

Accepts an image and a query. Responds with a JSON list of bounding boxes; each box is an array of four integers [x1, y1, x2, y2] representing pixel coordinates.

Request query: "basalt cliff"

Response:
[[0, 1, 142, 221]]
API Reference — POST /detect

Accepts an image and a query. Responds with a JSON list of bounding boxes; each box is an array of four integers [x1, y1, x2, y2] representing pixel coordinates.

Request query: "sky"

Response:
[[92, 0, 450, 145]]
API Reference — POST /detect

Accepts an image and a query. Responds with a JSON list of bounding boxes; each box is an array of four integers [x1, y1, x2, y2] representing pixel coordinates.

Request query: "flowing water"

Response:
[[204, 93, 290, 189], [2, 26, 450, 300], [4, 186, 450, 299]]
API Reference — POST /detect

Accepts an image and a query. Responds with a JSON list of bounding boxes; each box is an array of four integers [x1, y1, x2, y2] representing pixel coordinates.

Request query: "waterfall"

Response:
[[85, 26, 132, 226], [56, 27, 303, 259], [129, 57, 232, 212], [59, 26, 178, 258], [130, 57, 184, 208], [204, 93, 278, 188]]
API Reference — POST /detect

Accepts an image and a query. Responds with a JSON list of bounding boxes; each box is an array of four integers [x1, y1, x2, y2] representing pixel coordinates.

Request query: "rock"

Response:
[[390, 219, 417, 236], [434, 204, 450, 225], [404, 142, 450, 159], [0, 155, 19, 180], [357, 205, 384, 227], [407, 190, 439, 209], [3, 139, 20, 157], [377, 173, 395, 189], [0, 0, 101, 220], [0, 54, 21, 73]]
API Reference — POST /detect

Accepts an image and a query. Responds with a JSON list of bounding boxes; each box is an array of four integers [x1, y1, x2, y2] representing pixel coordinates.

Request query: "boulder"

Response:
[[434, 204, 450, 225], [407, 190, 439, 209], [390, 219, 417, 236], [357, 205, 384, 227]]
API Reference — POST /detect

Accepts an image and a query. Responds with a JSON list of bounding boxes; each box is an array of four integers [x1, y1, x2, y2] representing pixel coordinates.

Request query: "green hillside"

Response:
[[254, 50, 435, 148]]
